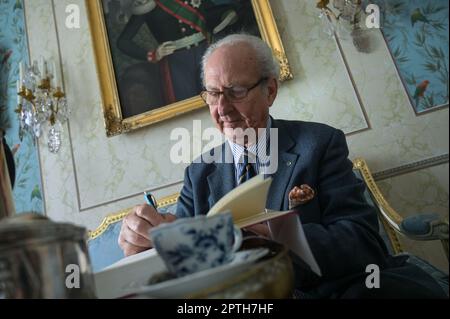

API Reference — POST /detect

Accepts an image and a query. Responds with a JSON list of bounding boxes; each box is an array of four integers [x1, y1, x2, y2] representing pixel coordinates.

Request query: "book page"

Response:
[[207, 175, 272, 223], [94, 248, 166, 299], [268, 214, 321, 276], [102, 248, 158, 270], [205, 173, 320, 276]]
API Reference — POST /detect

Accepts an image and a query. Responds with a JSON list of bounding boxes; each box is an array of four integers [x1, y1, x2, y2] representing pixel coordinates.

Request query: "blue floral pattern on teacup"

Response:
[[151, 212, 241, 277]]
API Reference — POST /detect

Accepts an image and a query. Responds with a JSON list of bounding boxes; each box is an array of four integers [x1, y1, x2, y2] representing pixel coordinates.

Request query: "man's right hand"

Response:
[[118, 204, 177, 256]]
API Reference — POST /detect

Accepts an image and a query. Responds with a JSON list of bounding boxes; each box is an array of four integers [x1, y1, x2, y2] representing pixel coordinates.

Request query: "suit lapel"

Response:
[[207, 143, 235, 206], [266, 119, 300, 211]]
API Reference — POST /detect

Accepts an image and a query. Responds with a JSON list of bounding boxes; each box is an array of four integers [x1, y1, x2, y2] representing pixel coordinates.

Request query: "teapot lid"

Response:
[[0, 213, 86, 251]]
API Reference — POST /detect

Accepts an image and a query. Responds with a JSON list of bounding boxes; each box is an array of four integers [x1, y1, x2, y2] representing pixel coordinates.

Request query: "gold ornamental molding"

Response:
[[88, 193, 180, 240], [352, 158, 403, 254], [274, 49, 293, 81]]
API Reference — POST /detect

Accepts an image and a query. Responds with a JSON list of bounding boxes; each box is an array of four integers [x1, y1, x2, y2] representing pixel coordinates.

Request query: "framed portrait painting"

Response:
[[86, 0, 292, 137]]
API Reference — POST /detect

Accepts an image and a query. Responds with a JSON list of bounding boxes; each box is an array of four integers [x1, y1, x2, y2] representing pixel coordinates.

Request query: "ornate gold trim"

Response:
[[86, 0, 292, 137], [274, 49, 293, 81], [88, 193, 180, 241], [251, 0, 293, 81], [104, 105, 128, 137], [121, 96, 206, 133], [154, 192, 179, 208], [352, 158, 403, 254], [379, 215, 403, 255], [87, 207, 129, 241]]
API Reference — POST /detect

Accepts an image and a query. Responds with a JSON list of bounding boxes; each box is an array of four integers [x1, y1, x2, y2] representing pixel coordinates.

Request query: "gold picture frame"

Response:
[[86, 0, 292, 137]]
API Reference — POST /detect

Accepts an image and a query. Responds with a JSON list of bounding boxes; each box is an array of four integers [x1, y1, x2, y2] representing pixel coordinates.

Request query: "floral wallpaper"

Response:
[[375, 0, 449, 113], [0, 0, 44, 214]]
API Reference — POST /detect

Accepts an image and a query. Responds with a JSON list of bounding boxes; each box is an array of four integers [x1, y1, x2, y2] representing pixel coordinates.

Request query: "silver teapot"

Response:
[[0, 131, 15, 220], [0, 214, 96, 298]]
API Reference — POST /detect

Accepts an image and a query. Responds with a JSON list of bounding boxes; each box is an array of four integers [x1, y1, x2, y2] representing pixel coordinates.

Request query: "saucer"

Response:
[[123, 248, 269, 298]]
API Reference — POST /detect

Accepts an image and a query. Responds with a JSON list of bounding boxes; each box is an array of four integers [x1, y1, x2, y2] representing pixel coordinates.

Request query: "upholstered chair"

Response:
[[88, 158, 448, 296]]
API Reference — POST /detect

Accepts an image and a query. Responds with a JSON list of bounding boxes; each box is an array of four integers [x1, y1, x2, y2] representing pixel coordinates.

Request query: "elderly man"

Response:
[[118, 34, 445, 298]]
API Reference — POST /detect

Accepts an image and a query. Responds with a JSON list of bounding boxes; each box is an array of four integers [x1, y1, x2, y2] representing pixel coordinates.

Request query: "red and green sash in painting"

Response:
[[155, 0, 208, 35]]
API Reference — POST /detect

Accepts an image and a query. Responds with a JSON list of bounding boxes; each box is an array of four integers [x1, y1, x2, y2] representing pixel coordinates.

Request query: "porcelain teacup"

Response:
[[149, 212, 242, 277]]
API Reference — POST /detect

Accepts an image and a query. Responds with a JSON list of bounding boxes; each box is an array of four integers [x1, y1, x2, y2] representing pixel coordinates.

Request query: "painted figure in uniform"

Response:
[[116, 0, 258, 116]]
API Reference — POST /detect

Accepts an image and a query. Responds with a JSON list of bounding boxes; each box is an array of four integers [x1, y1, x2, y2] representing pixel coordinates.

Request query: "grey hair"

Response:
[[201, 34, 280, 85]]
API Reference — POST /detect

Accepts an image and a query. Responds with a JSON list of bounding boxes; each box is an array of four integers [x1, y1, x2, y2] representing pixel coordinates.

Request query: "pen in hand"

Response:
[[144, 191, 158, 209]]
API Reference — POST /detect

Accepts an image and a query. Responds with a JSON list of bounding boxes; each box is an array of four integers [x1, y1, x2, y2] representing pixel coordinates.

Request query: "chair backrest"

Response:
[[352, 168, 401, 255], [352, 158, 405, 254], [87, 159, 405, 272]]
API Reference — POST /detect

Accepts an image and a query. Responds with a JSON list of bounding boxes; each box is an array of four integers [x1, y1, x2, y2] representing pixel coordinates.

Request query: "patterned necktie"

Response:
[[237, 148, 256, 185]]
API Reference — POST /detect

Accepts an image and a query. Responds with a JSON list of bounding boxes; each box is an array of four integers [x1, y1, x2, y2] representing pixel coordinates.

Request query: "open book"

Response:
[[207, 175, 295, 228], [207, 174, 321, 276], [95, 175, 321, 298]]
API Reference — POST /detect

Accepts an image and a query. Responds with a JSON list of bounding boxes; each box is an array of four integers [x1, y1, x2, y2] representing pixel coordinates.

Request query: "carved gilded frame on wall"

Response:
[[86, 0, 292, 137]]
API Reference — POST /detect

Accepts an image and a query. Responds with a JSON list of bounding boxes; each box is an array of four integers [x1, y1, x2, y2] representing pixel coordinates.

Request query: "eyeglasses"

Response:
[[200, 77, 268, 105]]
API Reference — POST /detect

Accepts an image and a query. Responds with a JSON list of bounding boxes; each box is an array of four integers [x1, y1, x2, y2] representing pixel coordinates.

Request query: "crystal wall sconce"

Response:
[[316, 0, 373, 53], [16, 58, 69, 153]]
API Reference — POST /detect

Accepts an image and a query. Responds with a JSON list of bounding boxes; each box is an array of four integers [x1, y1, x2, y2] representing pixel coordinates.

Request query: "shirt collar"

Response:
[[227, 117, 272, 167]]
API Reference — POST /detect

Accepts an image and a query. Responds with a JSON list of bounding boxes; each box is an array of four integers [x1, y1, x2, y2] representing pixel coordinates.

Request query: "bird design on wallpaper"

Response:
[[31, 184, 42, 201], [413, 80, 430, 107], [13, 0, 23, 11], [411, 8, 430, 27]]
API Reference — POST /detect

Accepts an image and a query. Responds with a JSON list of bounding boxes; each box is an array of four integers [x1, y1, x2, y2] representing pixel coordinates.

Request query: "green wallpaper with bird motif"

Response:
[[373, 0, 449, 114], [0, 0, 44, 214]]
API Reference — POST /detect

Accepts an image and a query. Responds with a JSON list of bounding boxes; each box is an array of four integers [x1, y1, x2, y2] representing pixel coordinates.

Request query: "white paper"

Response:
[[268, 214, 321, 276], [103, 248, 158, 270], [93, 248, 166, 299]]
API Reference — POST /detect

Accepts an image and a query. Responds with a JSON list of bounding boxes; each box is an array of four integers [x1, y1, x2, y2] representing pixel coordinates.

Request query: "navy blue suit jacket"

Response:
[[176, 118, 389, 290]]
